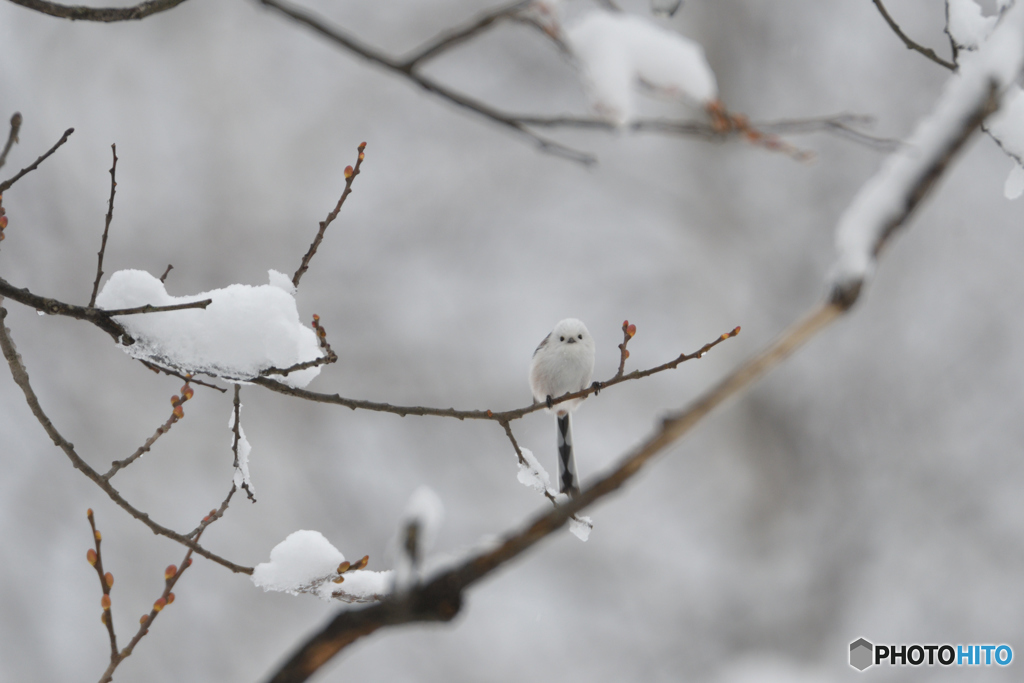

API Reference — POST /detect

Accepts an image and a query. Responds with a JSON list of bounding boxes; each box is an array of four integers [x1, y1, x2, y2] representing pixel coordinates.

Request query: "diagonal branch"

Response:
[[258, 0, 596, 165], [6, 0, 189, 22], [0, 308, 252, 574], [0, 127, 74, 194], [399, 0, 532, 69], [871, 0, 956, 71], [292, 142, 366, 288]]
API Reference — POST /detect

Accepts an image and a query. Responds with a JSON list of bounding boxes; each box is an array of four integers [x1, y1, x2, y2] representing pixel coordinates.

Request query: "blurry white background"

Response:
[[1, 0, 1023, 681]]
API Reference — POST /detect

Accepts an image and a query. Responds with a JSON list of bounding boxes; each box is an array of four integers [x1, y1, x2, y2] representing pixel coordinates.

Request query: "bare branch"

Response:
[[103, 411, 178, 480], [101, 299, 212, 316], [251, 325, 740, 422], [0, 112, 22, 170], [89, 144, 118, 308], [293, 142, 366, 288], [230, 384, 256, 502], [0, 308, 252, 574], [86, 509, 119, 662], [399, 0, 532, 69], [158, 264, 174, 283], [97, 530, 203, 683], [0, 274, 131, 342], [7, 0, 189, 22], [871, 0, 956, 71], [258, 0, 596, 165], [0, 127, 73, 194]]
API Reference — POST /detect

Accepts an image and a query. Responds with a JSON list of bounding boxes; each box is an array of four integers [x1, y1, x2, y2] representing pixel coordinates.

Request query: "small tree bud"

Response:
[[101, 595, 111, 611], [166, 593, 175, 604], [87, 549, 98, 566], [153, 597, 166, 612], [165, 565, 177, 580], [105, 572, 114, 588]]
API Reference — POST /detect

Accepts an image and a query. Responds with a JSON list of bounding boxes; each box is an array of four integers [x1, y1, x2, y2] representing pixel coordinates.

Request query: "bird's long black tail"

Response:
[[556, 413, 580, 497]]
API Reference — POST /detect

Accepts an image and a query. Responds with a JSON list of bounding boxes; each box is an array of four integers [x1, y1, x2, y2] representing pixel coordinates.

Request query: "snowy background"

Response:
[[2, 0, 1023, 681]]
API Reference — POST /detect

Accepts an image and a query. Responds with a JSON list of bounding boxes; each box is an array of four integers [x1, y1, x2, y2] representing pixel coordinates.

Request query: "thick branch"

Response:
[[6, 0, 189, 21], [0, 275, 131, 342]]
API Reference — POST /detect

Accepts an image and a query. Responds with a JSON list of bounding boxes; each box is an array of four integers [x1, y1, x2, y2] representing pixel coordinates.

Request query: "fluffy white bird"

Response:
[[529, 319, 596, 497]]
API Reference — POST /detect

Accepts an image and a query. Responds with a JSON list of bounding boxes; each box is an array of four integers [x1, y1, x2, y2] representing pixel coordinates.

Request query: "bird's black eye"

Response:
[[577, 334, 583, 340], [559, 336, 565, 342]]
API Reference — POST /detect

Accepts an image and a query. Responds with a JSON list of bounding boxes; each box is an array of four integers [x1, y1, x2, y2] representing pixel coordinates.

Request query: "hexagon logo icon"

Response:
[[850, 638, 874, 671]]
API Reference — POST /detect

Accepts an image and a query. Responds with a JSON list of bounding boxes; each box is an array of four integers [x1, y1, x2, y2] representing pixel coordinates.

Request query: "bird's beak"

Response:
[[567, 337, 576, 344]]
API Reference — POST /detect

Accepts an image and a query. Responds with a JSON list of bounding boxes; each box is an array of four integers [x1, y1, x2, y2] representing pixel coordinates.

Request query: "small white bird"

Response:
[[529, 319, 596, 497]]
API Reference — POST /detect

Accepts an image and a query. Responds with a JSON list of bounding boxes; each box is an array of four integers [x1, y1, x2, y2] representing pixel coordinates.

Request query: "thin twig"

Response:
[[104, 379, 194, 481], [139, 360, 227, 393], [251, 326, 739, 422], [615, 320, 636, 379], [871, 0, 956, 70], [89, 144, 118, 308], [0, 127, 74, 194], [185, 484, 237, 539], [86, 509, 119, 662], [0, 113, 22, 170], [399, 0, 532, 69], [260, 352, 337, 377], [97, 530, 202, 683], [0, 309, 252, 574], [102, 299, 212, 316], [158, 264, 173, 283], [7, 0, 188, 21], [258, 0, 596, 165], [293, 143, 366, 288]]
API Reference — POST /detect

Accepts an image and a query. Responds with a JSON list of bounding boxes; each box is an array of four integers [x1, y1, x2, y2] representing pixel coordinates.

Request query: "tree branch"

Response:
[[258, 0, 596, 165], [0, 307, 252, 574], [0, 112, 22, 171], [399, 0, 532, 69], [251, 325, 739, 422], [870, 0, 956, 71], [292, 142, 366, 288], [0, 127, 73, 194], [89, 144, 118, 308], [6, 0, 189, 22]]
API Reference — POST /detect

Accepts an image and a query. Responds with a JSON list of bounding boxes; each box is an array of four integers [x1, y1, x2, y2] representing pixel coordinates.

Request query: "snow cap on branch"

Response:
[[535, 1, 717, 125], [830, 2, 1024, 294], [95, 269, 323, 387]]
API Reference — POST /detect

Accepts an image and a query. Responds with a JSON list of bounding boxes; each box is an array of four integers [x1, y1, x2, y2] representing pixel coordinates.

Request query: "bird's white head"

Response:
[[550, 318, 594, 353]]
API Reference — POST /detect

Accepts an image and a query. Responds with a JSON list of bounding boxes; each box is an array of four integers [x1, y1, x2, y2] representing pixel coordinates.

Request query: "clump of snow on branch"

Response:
[[228, 400, 254, 495], [947, 0, 997, 50], [392, 486, 445, 591], [517, 447, 556, 495], [533, 1, 717, 125], [946, 0, 1024, 199], [569, 515, 593, 541], [251, 530, 391, 603], [830, 3, 1024, 286], [95, 269, 322, 387]]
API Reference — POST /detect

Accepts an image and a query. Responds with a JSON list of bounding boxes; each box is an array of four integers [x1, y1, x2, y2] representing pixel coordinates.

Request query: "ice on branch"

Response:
[[392, 486, 444, 590], [830, 3, 1024, 289], [947, 0, 997, 50], [569, 515, 593, 541], [517, 447, 556, 495], [251, 530, 391, 604], [95, 269, 322, 386], [534, 1, 717, 125], [229, 401, 254, 495]]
